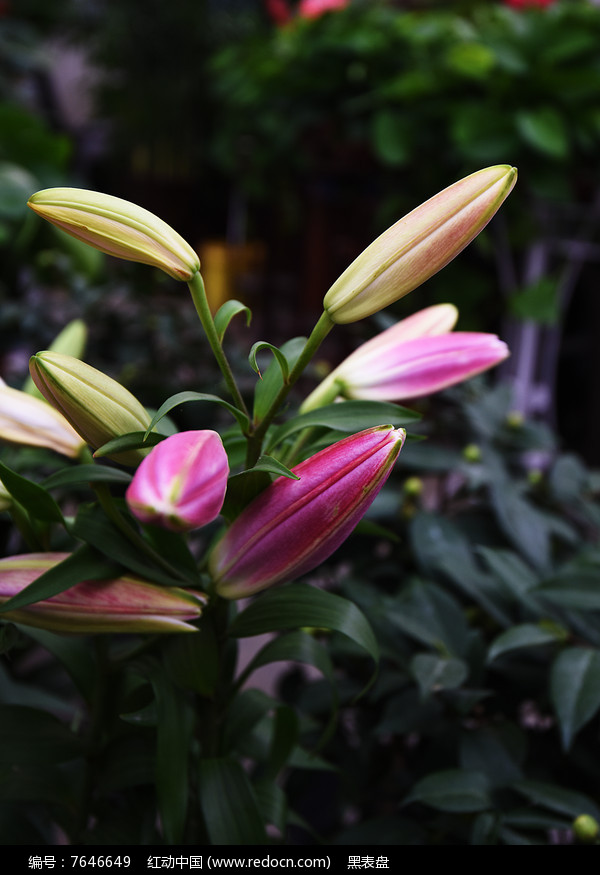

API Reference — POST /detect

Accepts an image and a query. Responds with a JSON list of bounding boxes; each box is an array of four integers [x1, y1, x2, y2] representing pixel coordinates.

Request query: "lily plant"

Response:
[[0, 165, 516, 845]]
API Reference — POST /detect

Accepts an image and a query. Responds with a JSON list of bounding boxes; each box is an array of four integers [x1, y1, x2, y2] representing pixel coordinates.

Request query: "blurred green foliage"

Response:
[[210, 1, 600, 202]]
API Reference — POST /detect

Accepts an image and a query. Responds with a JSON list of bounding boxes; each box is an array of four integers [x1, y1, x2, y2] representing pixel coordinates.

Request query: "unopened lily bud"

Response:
[[29, 352, 152, 466], [0, 553, 205, 633], [23, 319, 88, 401], [28, 188, 200, 281], [0, 377, 85, 458], [126, 431, 229, 532], [323, 165, 517, 323], [302, 305, 508, 411], [210, 425, 405, 599]]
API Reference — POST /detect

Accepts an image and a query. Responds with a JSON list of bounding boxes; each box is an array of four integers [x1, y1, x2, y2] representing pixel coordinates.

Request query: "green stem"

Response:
[[8, 501, 43, 552], [93, 483, 193, 584], [74, 637, 109, 841], [245, 310, 334, 467], [187, 271, 249, 421]]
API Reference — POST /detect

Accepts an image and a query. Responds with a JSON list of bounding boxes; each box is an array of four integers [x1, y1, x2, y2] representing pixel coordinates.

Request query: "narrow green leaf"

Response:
[[254, 779, 287, 834], [0, 460, 63, 524], [249, 341, 289, 382], [0, 545, 119, 614], [93, 431, 163, 458], [214, 299, 251, 342], [550, 647, 600, 750], [405, 770, 491, 813], [198, 758, 267, 845], [252, 455, 299, 480], [267, 400, 421, 450], [265, 705, 299, 782], [487, 624, 562, 663], [144, 391, 249, 437], [43, 464, 132, 490], [70, 504, 189, 587], [134, 659, 193, 844], [229, 584, 379, 693], [254, 337, 306, 422]]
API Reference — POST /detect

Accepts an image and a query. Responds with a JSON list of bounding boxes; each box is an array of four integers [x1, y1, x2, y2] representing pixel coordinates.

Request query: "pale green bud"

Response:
[[28, 188, 200, 281], [23, 319, 88, 400], [323, 165, 517, 323], [29, 352, 152, 466]]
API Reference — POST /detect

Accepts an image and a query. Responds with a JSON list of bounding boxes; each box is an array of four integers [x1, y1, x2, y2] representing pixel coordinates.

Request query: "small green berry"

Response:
[[573, 814, 599, 843], [463, 443, 482, 463]]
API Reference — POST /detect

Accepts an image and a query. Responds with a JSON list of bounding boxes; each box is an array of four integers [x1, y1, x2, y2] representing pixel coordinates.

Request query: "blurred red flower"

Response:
[[504, 0, 555, 9], [299, 0, 350, 19], [265, 0, 292, 25]]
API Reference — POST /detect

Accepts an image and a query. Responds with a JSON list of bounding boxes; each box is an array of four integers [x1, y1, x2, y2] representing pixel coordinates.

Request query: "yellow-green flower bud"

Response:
[[323, 165, 517, 324], [23, 319, 88, 400], [28, 188, 200, 281], [29, 352, 152, 466]]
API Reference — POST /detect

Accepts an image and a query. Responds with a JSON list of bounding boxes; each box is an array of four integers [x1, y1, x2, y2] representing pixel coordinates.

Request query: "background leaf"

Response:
[[550, 647, 600, 750], [198, 758, 267, 844]]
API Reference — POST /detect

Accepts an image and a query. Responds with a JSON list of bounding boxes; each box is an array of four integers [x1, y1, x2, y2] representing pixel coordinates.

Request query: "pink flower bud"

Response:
[[210, 425, 405, 599], [126, 431, 229, 532], [0, 553, 206, 634], [302, 311, 509, 410], [301, 304, 460, 410]]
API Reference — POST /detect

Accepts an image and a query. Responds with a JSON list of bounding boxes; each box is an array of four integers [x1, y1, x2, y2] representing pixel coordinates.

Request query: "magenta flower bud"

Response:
[[301, 304, 460, 410], [0, 553, 206, 634], [209, 425, 405, 599], [126, 431, 229, 532], [302, 319, 509, 410]]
